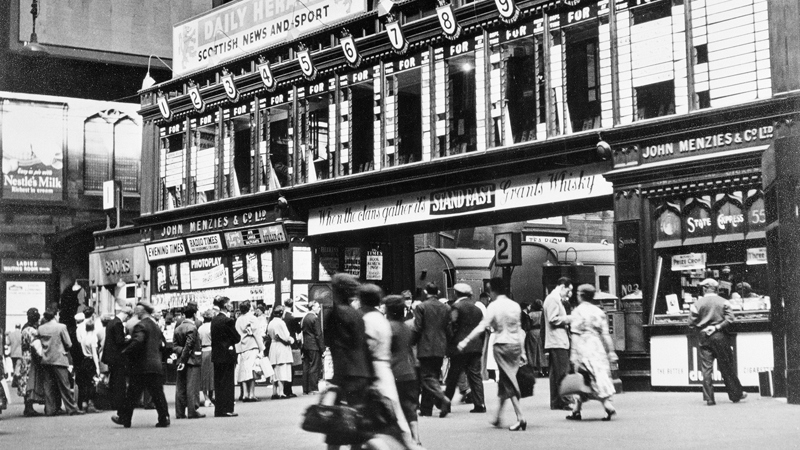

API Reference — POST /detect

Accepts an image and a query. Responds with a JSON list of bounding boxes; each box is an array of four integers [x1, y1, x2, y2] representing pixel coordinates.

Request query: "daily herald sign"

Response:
[[173, 0, 368, 77], [309, 163, 613, 235]]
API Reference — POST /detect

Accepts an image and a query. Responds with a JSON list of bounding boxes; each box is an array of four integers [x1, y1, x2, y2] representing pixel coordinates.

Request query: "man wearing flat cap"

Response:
[[114, 301, 170, 427], [444, 283, 486, 413], [689, 278, 746, 406]]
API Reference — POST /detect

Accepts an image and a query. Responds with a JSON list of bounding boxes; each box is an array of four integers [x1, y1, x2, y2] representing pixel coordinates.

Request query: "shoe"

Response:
[[707, 400, 716, 406], [204, 400, 213, 407], [216, 412, 238, 417], [68, 410, 86, 416], [155, 419, 170, 428], [601, 409, 616, 421], [733, 392, 748, 403], [419, 411, 433, 417], [460, 392, 473, 404], [566, 412, 582, 421], [285, 393, 297, 398], [470, 406, 487, 413], [85, 406, 99, 414], [188, 414, 206, 419], [490, 418, 502, 428], [24, 410, 42, 417], [509, 420, 527, 431], [175, 416, 187, 420], [271, 394, 281, 400], [111, 416, 131, 428], [439, 399, 451, 418]]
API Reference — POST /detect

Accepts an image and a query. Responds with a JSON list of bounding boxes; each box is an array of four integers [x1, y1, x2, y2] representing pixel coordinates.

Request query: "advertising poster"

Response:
[[366, 249, 383, 281], [246, 252, 259, 283], [344, 248, 361, 277], [293, 246, 313, 280], [180, 262, 191, 290], [168, 263, 180, 290], [5, 281, 46, 322], [157, 265, 168, 292], [189, 256, 230, 289], [318, 247, 339, 282], [261, 251, 273, 282], [232, 254, 245, 284], [2, 100, 65, 201]]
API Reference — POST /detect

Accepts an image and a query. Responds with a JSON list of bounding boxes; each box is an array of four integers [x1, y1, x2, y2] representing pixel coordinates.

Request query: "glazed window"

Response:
[[503, 38, 542, 144], [83, 111, 141, 193], [158, 126, 186, 211], [260, 93, 292, 190], [629, 0, 671, 25], [636, 81, 675, 120], [386, 62, 423, 167], [655, 203, 681, 243], [565, 28, 600, 132], [190, 111, 219, 204], [222, 106, 254, 197], [300, 85, 331, 182], [345, 79, 375, 174]]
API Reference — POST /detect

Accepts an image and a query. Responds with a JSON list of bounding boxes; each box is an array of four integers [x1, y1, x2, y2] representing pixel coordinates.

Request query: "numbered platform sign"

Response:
[[494, 0, 520, 24], [188, 84, 205, 113], [385, 20, 409, 54], [258, 60, 277, 92], [221, 71, 240, 103], [494, 232, 521, 266], [436, 3, 462, 40]]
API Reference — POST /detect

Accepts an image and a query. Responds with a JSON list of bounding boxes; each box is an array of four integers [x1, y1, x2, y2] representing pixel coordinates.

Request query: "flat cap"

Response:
[[453, 283, 473, 296], [699, 278, 719, 288]]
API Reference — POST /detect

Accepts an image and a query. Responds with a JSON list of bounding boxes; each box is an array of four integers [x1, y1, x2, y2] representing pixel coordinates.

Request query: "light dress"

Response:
[[569, 302, 615, 400]]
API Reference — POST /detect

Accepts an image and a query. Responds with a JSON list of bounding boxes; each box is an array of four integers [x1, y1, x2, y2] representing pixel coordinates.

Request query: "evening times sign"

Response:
[[309, 163, 613, 235], [173, 0, 368, 76]]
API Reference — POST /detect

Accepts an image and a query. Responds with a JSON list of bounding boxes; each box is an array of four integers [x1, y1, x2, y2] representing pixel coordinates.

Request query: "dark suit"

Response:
[[690, 294, 744, 403], [282, 310, 301, 396], [173, 319, 202, 418], [38, 319, 79, 415], [301, 311, 323, 393], [211, 312, 240, 416], [444, 297, 485, 408], [119, 317, 169, 425], [102, 316, 128, 413], [413, 297, 451, 415]]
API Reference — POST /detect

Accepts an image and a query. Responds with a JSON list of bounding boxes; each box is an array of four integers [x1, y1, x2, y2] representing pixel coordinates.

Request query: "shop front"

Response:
[[606, 116, 778, 389], [89, 243, 149, 316]]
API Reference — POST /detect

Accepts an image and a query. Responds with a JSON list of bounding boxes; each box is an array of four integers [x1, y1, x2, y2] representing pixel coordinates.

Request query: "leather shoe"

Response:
[[215, 412, 238, 417], [439, 399, 452, 418], [111, 416, 131, 428], [706, 400, 716, 406], [419, 411, 432, 417], [155, 419, 170, 428], [285, 393, 297, 398], [69, 410, 86, 416], [566, 412, 582, 421], [188, 414, 206, 419], [470, 406, 487, 413], [733, 392, 748, 403]]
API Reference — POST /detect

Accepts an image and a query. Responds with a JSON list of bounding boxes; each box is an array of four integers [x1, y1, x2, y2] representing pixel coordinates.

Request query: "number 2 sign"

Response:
[[494, 232, 521, 266]]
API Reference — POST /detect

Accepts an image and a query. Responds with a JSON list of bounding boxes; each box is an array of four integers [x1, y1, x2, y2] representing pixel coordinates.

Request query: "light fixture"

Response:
[[23, 0, 48, 54], [596, 132, 611, 160], [142, 55, 173, 90]]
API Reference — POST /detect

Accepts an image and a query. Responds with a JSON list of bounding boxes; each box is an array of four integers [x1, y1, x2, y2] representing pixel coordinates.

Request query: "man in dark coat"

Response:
[[113, 301, 170, 428], [102, 306, 132, 416], [173, 304, 205, 419], [444, 283, 486, 413], [301, 299, 324, 394], [211, 296, 240, 417], [38, 309, 84, 416], [282, 297, 301, 398], [413, 283, 452, 417]]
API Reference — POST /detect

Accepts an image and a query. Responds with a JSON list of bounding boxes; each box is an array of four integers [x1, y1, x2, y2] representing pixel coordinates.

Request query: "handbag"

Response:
[[292, 348, 302, 366], [516, 364, 536, 399], [256, 355, 274, 381], [301, 388, 361, 442], [559, 373, 592, 397], [30, 339, 43, 359]]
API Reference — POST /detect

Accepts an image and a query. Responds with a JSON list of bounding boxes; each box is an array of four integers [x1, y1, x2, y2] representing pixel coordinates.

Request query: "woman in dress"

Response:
[[235, 301, 264, 402], [267, 305, 294, 400], [529, 300, 545, 376], [565, 284, 618, 421], [198, 309, 215, 407], [76, 318, 101, 412], [19, 308, 45, 416], [459, 278, 527, 431]]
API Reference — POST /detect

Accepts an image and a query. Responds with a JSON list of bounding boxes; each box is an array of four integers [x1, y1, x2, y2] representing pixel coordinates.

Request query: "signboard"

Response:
[[309, 163, 612, 235], [5, 281, 46, 327], [156, 207, 277, 239], [2, 99, 65, 201], [224, 224, 288, 249], [103, 180, 118, 210], [345, 248, 361, 277], [746, 247, 767, 265], [639, 122, 774, 163], [524, 235, 565, 244], [293, 246, 313, 280], [651, 333, 773, 387], [494, 232, 522, 266], [186, 234, 224, 253], [188, 256, 230, 290], [671, 253, 706, 271], [1, 258, 52, 274], [366, 249, 383, 281], [146, 239, 187, 261], [172, 0, 369, 76]]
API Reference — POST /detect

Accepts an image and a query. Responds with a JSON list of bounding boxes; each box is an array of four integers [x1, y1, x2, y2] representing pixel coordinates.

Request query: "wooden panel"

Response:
[[710, 91, 757, 108], [710, 80, 758, 98], [708, 43, 756, 61], [707, 15, 754, 35]]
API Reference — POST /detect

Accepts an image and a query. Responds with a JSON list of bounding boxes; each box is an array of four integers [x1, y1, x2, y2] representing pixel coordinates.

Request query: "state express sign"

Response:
[[309, 163, 612, 235]]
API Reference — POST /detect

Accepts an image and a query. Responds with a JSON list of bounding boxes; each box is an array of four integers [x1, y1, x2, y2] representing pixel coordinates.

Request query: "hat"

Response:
[[699, 278, 719, 288], [577, 284, 596, 294], [74, 312, 86, 323], [136, 300, 155, 314], [453, 283, 473, 296]]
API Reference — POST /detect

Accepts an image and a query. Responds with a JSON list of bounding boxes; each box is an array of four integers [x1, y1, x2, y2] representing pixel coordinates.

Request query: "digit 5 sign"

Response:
[[494, 232, 521, 266]]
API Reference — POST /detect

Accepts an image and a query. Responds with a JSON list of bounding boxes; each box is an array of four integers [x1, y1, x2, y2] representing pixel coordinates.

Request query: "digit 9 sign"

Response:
[[494, 0, 520, 24]]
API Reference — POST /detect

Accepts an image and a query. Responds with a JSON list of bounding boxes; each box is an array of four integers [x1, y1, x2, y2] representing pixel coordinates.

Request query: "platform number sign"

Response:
[[156, 92, 172, 121], [436, 3, 462, 40], [340, 34, 362, 68], [385, 20, 409, 54], [494, 0, 520, 24], [258, 60, 277, 92], [221, 71, 240, 103], [494, 232, 522, 266], [297, 48, 318, 80], [188, 84, 205, 112]]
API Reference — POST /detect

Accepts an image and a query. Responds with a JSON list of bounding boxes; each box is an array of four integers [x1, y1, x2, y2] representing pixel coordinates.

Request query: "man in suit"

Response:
[[690, 278, 747, 406], [38, 309, 84, 416], [301, 299, 324, 394], [413, 283, 452, 417], [444, 283, 486, 413], [102, 306, 132, 416], [113, 301, 170, 428], [544, 276, 574, 410], [211, 296, 240, 417], [173, 304, 205, 419], [281, 297, 301, 398]]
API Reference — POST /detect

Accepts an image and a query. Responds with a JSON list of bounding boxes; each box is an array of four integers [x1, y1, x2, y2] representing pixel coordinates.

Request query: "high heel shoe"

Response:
[[509, 420, 527, 431], [490, 418, 503, 428], [601, 409, 616, 421]]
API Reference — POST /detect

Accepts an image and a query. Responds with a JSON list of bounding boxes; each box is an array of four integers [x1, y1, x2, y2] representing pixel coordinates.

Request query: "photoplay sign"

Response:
[[309, 163, 612, 235], [173, 0, 368, 76]]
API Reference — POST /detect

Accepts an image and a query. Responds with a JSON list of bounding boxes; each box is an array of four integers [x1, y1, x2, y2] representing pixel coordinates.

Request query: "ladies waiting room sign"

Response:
[[309, 163, 612, 235]]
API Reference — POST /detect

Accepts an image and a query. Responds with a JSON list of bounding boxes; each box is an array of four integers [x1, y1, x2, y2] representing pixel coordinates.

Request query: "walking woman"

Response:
[[565, 284, 618, 421], [459, 278, 527, 431], [267, 305, 294, 399], [198, 309, 215, 407], [19, 308, 45, 416]]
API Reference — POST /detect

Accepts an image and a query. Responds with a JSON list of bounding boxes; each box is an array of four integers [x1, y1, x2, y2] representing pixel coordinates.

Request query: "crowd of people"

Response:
[[0, 274, 628, 450]]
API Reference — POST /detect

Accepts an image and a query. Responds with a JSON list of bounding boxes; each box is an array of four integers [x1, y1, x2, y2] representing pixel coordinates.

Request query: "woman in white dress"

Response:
[[236, 301, 264, 402], [267, 305, 294, 399]]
